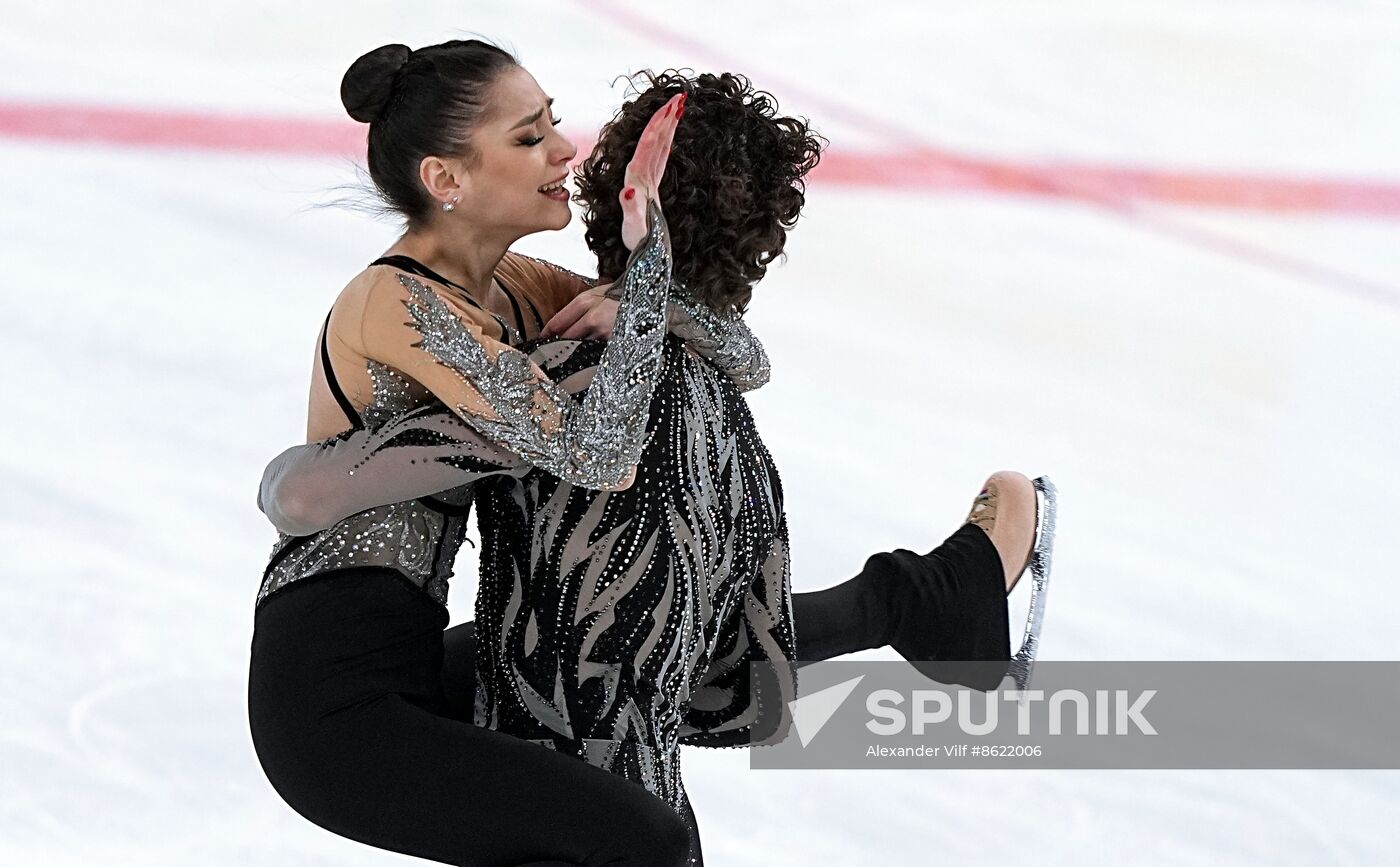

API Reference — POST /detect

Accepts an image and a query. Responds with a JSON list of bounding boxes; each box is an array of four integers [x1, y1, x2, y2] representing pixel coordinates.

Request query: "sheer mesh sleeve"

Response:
[[258, 405, 530, 537], [358, 201, 672, 491], [678, 501, 798, 748]]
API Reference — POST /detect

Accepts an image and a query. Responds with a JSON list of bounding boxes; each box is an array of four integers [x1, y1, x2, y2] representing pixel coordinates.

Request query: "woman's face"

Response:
[[459, 65, 577, 237]]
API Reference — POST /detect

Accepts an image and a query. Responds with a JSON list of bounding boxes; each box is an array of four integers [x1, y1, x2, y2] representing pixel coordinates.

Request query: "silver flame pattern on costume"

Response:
[[258, 202, 669, 606], [256, 360, 484, 608], [256, 201, 797, 846], [469, 335, 797, 818], [399, 199, 672, 491]]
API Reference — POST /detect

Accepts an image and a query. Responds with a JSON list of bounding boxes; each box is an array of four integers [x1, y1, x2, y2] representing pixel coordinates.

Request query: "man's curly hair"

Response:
[[573, 71, 825, 315]]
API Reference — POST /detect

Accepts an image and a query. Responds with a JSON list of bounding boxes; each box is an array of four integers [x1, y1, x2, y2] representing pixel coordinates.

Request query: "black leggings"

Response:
[[249, 524, 1004, 866], [249, 569, 694, 867]]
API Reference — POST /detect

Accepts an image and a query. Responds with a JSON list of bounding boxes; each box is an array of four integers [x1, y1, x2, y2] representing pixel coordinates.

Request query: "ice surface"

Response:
[[1, 1, 1396, 864]]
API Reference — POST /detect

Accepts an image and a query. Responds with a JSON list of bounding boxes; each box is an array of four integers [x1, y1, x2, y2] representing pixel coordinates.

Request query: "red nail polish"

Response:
[[624, 188, 635, 200]]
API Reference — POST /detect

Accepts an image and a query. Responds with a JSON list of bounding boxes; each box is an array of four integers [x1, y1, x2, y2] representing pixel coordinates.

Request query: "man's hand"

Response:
[[540, 283, 621, 340]]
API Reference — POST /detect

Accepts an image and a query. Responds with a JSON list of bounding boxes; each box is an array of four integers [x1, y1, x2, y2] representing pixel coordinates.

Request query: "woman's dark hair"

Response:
[[341, 40, 519, 227], [574, 71, 825, 315]]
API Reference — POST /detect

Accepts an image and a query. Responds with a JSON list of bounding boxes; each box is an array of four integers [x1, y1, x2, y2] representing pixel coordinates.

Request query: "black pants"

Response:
[[249, 568, 694, 867], [249, 524, 1004, 866]]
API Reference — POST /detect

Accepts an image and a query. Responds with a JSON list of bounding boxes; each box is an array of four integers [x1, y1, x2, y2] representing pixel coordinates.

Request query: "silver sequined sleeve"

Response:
[[526, 253, 769, 391], [258, 405, 530, 537], [399, 200, 672, 491], [663, 296, 771, 392]]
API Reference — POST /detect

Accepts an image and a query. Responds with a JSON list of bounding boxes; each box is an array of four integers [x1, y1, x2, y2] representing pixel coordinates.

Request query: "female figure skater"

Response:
[[253, 56, 1055, 864], [249, 40, 700, 866]]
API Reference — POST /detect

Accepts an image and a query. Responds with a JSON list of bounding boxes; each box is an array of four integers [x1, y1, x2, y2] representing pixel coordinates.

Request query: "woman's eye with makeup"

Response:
[[521, 118, 562, 147]]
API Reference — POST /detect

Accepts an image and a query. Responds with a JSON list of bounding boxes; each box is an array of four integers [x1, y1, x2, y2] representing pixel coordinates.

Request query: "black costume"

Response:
[[252, 205, 1012, 865]]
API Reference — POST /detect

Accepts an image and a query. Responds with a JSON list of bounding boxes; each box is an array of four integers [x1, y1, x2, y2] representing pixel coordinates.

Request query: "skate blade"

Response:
[[1005, 476, 1057, 692]]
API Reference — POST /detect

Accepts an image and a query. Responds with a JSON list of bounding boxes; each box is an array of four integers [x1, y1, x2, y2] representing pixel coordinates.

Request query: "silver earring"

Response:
[[442, 198, 456, 213]]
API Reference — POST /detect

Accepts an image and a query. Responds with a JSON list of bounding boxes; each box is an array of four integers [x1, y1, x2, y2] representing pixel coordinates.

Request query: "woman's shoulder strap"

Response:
[[319, 309, 362, 429]]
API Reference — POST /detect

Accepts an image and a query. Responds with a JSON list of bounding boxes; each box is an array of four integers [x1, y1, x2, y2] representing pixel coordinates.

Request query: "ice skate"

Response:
[[880, 471, 1056, 691], [967, 472, 1058, 691]]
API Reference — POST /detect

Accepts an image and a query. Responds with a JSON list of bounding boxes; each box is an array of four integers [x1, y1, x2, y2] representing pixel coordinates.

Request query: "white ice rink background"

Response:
[[2, 1, 1397, 864]]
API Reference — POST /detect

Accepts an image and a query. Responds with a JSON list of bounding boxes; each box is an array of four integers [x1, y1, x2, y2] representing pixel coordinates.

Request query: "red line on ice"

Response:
[[572, 0, 1400, 308], [0, 101, 366, 157], [4, 99, 1400, 219]]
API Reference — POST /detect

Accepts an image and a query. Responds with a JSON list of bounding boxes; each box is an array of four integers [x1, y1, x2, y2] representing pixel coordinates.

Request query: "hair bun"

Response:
[[341, 44, 413, 123]]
